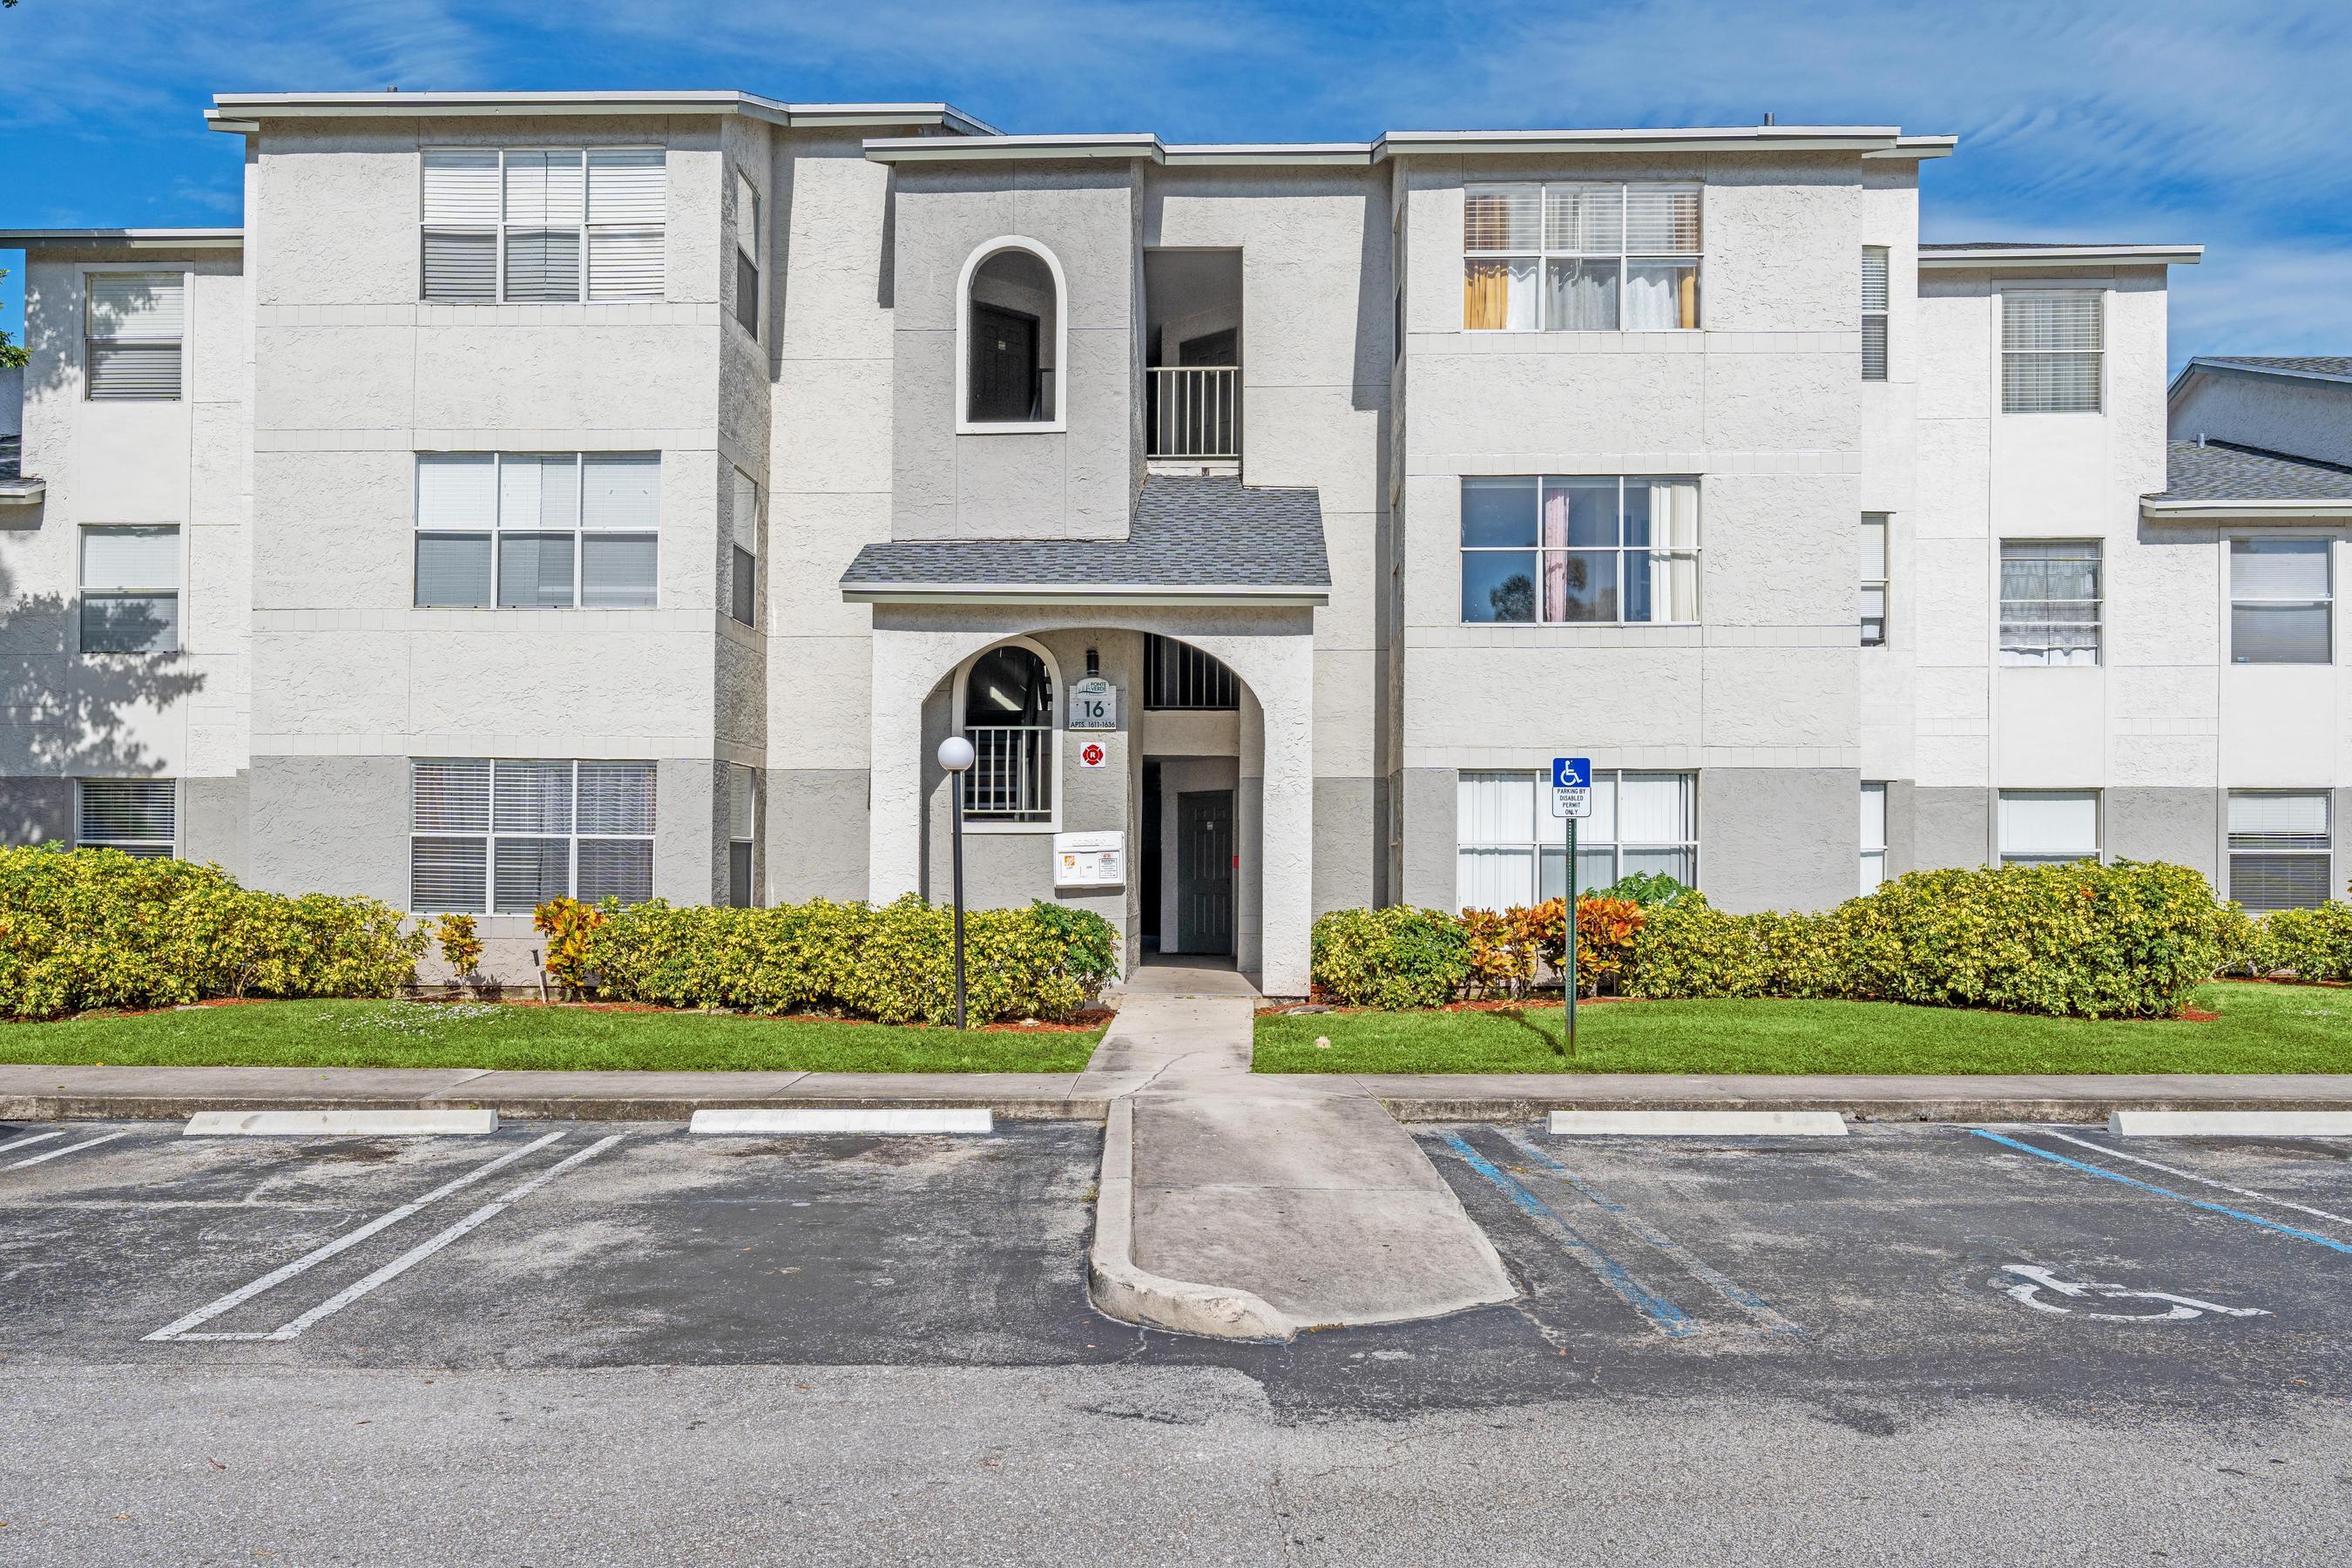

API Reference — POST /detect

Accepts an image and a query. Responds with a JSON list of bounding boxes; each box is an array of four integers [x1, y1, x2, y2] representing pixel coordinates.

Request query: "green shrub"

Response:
[[1627, 861, 2230, 1019], [1598, 871, 1697, 908], [2253, 901, 2352, 982], [585, 894, 1117, 1024], [1310, 906, 1470, 1009], [0, 846, 422, 1020]]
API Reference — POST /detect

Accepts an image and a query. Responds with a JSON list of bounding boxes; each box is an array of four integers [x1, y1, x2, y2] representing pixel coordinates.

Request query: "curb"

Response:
[[0, 1092, 1112, 1125], [1085, 1097, 1295, 1343], [1373, 1094, 2352, 1125]]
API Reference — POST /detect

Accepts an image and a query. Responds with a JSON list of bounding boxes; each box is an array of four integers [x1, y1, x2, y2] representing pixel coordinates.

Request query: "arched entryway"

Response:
[[866, 611, 1314, 995]]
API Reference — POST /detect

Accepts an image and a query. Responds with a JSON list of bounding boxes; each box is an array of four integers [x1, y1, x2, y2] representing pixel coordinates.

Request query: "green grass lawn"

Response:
[[1254, 982, 2352, 1076], [0, 999, 1105, 1074]]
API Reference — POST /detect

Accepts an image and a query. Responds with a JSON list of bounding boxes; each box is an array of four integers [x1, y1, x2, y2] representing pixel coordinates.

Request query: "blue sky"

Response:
[[5, 0, 2349, 366]]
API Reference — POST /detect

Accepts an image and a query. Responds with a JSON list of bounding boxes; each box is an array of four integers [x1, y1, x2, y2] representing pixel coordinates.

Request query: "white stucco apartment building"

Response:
[[1, 91, 2343, 995]]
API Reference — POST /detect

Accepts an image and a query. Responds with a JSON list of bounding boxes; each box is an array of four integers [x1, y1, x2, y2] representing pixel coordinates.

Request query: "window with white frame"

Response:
[[1860, 513, 1889, 646], [733, 167, 760, 337], [728, 765, 759, 909], [963, 242, 1062, 427], [79, 525, 179, 653], [2228, 791, 2334, 912], [84, 272, 183, 400], [2230, 537, 2333, 665], [1861, 247, 1889, 381], [1998, 789, 2099, 867], [2000, 540, 2101, 666], [1463, 183, 1701, 331], [1456, 770, 1697, 910], [415, 452, 659, 610], [727, 466, 759, 626], [421, 147, 666, 304], [1860, 781, 1889, 894], [410, 759, 657, 914], [2001, 289, 2102, 413], [78, 778, 176, 858], [1460, 476, 1699, 625], [963, 645, 1054, 823]]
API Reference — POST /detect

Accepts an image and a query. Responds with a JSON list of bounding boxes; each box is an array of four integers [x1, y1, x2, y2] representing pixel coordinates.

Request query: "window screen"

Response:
[[1998, 790, 2099, 867], [2231, 537, 2332, 665], [416, 452, 658, 609], [1861, 247, 1889, 381], [422, 147, 666, 304], [80, 524, 181, 653]]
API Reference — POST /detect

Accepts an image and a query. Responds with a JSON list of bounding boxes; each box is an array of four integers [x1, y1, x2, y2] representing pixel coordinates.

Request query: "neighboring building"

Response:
[[2, 90, 2335, 997]]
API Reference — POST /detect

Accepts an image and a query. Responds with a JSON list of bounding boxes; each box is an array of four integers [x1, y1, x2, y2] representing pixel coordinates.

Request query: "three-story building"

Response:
[[3, 91, 2337, 996]]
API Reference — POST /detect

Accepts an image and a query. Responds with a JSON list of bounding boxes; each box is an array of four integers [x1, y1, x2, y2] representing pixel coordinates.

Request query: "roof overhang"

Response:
[[2168, 356, 2352, 402], [2141, 497, 2352, 523], [841, 582, 1330, 607], [867, 125, 1954, 168], [1919, 244, 2203, 270], [207, 91, 995, 137], [0, 227, 243, 253]]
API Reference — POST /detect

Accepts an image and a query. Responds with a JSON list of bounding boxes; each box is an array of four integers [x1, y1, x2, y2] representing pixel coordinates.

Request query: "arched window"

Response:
[[963, 644, 1054, 821], [958, 239, 1065, 431]]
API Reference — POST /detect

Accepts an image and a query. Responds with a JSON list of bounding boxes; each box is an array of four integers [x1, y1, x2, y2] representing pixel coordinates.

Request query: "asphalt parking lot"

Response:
[[4, 1115, 2349, 1411], [5, 1117, 2351, 1561]]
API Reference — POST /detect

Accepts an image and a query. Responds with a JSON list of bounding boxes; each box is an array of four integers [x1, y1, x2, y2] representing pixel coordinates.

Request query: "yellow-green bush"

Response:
[[584, 894, 1119, 1024], [1627, 862, 2233, 1018], [2252, 901, 2352, 982], [1310, 906, 1470, 1009], [0, 846, 422, 1019]]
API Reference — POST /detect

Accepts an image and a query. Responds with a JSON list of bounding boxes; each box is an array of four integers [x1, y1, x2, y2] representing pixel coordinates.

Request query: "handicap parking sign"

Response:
[[1551, 756, 1592, 820]]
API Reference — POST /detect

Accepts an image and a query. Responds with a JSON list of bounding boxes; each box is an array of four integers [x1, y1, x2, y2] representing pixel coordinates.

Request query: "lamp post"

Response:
[[936, 735, 975, 1031]]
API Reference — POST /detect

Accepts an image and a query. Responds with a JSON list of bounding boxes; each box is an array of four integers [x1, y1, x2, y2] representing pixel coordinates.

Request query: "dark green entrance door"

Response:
[[1176, 789, 1234, 956]]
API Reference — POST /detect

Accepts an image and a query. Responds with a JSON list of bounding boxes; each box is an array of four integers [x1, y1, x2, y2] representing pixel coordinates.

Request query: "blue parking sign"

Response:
[[1552, 757, 1590, 789]]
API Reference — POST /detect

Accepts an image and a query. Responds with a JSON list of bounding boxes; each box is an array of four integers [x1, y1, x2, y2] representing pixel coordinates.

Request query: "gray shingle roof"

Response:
[[841, 475, 1329, 592], [2191, 355, 2352, 381], [2152, 441, 2352, 503]]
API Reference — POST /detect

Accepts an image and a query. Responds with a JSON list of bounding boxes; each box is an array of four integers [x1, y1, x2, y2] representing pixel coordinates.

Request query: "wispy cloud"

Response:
[[3, 0, 2348, 361]]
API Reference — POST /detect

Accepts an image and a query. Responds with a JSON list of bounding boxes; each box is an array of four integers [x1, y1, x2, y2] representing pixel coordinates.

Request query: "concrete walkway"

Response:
[[1078, 960, 1517, 1341]]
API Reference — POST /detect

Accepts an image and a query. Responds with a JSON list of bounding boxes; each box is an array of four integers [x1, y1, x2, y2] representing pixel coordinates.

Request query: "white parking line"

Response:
[[144, 1131, 565, 1342], [0, 1129, 71, 1159], [2034, 1128, 2352, 1232], [266, 1134, 625, 1340], [7, 1130, 133, 1169]]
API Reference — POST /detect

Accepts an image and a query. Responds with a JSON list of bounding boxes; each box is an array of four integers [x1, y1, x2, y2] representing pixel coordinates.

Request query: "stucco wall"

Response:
[[2171, 372, 2352, 469]]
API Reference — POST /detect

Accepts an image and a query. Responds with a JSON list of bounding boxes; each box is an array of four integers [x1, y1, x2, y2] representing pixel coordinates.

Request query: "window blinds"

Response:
[[84, 273, 185, 398], [2230, 538, 2332, 664], [1861, 247, 1889, 381], [2228, 791, 2333, 912], [410, 759, 657, 913], [1998, 791, 2098, 862], [2002, 290, 2103, 413], [79, 779, 177, 856], [422, 147, 664, 302]]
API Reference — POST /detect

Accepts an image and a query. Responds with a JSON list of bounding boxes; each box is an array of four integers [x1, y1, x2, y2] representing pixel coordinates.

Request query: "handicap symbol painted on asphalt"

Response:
[[1996, 1264, 2270, 1323]]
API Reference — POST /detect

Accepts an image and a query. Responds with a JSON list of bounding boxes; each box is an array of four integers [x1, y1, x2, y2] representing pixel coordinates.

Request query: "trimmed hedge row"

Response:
[[1314, 861, 2306, 1020], [584, 894, 1119, 1024], [0, 846, 422, 1020]]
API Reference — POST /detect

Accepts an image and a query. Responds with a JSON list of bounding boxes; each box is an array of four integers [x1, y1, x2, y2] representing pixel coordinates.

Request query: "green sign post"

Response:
[[1552, 757, 1591, 1054]]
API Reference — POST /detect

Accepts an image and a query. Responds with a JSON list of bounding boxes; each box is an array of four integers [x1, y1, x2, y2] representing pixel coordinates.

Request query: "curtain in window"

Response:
[[1544, 259, 1617, 330], [1463, 259, 1534, 330], [2000, 542, 2100, 666], [1625, 479, 1700, 622]]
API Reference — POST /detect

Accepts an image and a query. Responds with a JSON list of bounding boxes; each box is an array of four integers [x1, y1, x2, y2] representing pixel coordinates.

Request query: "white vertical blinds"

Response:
[[2002, 290, 2103, 412], [1455, 769, 1698, 909], [84, 272, 186, 398], [422, 146, 664, 302], [78, 779, 177, 857]]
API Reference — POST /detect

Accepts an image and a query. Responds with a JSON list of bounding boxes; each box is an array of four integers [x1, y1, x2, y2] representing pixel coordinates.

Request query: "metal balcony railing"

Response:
[[1147, 365, 1239, 459], [963, 725, 1054, 821]]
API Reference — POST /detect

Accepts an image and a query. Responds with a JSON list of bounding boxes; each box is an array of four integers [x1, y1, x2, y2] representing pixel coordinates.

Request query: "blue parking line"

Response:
[[1438, 1131, 1697, 1338], [1501, 1129, 1804, 1336], [1971, 1130, 2352, 1257]]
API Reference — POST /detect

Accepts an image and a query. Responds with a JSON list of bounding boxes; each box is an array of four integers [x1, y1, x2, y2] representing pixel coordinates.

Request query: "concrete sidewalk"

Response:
[[8, 1063, 2352, 1125]]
